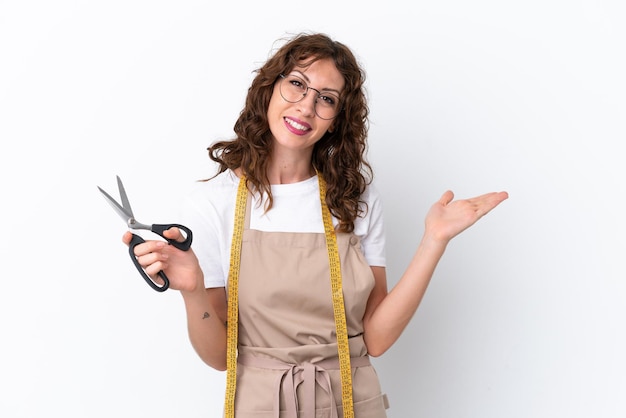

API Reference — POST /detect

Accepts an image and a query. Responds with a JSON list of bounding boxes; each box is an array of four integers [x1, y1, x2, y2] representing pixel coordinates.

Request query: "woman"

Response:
[[123, 32, 508, 418]]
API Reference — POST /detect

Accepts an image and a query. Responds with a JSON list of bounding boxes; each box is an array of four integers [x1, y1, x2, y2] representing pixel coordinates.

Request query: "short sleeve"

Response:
[[356, 182, 386, 267]]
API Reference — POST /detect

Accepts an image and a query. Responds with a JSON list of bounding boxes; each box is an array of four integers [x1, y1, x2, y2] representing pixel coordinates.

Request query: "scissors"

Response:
[[97, 176, 193, 292]]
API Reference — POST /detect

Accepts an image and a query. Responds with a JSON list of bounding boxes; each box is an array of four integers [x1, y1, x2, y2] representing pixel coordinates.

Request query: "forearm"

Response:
[[364, 236, 448, 356], [181, 287, 228, 371]]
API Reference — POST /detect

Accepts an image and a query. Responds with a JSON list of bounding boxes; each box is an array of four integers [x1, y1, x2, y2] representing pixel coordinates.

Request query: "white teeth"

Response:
[[286, 118, 308, 131]]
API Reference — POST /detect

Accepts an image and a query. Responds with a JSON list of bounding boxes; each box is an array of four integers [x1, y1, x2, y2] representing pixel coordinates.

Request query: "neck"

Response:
[[267, 156, 315, 185]]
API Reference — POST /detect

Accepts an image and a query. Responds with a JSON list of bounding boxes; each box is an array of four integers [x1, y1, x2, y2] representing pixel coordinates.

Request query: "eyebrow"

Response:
[[292, 70, 342, 95]]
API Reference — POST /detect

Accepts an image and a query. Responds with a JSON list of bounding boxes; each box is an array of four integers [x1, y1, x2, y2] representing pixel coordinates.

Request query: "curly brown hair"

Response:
[[207, 32, 372, 233]]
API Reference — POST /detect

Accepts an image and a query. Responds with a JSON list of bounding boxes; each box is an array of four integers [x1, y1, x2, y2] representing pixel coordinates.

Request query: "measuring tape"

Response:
[[318, 174, 355, 418], [224, 173, 354, 418], [223, 175, 247, 418]]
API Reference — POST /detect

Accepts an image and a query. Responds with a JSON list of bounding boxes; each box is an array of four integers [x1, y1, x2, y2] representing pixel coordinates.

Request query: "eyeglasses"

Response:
[[278, 74, 341, 120]]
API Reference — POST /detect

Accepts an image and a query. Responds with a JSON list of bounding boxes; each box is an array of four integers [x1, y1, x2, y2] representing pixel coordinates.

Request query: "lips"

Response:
[[284, 117, 311, 135]]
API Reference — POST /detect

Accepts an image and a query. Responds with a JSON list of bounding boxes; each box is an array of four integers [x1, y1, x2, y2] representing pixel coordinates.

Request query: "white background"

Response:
[[1, 1, 624, 417]]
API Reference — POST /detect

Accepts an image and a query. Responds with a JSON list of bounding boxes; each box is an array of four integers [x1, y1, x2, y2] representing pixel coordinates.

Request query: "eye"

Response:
[[318, 93, 338, 107], [288, 76, 306, 91]]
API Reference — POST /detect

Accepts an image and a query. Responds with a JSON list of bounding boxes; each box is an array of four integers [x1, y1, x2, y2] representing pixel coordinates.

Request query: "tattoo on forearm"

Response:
[[202, 312, 210, 319]]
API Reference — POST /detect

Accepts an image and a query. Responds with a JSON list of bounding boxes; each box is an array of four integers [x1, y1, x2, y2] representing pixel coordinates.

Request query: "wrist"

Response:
[[419, 232, 449, 253], [179, 273, 206, 297]]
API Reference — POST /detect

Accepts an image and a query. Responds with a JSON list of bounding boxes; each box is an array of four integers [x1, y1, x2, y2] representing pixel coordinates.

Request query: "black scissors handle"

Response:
[[150, 223, 193, 251], [128, 234, 170, 292]]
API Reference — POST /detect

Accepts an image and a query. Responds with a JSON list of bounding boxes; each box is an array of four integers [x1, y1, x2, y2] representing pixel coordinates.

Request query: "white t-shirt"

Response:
[[178, 170, 387, 288]]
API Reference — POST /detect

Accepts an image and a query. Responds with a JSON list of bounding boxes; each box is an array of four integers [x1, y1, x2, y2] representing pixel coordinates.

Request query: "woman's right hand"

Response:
[[122, 228, 204, 293]]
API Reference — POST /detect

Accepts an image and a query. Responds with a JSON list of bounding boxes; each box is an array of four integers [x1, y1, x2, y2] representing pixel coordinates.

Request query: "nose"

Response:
[[296, 88, 318, 117]]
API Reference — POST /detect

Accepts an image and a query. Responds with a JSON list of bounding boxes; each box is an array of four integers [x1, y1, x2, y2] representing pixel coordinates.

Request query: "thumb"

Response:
[[163, 226, 185, 242], [121, 231, 134, 246], [438, 190, 454, 206]]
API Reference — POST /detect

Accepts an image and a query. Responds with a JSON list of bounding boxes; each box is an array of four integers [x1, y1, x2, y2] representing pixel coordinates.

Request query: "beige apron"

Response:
[[231, 191, 389, 418]]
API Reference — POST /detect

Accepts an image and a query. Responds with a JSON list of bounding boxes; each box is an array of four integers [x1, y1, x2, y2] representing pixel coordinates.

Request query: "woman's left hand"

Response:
[[424, 190, 509, 244]]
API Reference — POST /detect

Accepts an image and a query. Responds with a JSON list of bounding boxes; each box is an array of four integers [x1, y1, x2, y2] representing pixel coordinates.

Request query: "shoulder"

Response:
[[354, 180, 387, 266], [353, 180, 385, 232], [359, 180, 384, 218], [180, 170, 240, 224], [184, 170, 239, 205]]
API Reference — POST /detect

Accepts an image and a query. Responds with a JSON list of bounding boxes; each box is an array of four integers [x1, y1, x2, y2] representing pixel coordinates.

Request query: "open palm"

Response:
[[425, 190, 509, 243]]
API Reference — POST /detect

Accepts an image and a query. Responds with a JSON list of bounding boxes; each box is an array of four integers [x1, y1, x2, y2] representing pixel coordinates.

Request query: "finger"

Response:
[[135, 252, 171, 280], [163, 226, 185, 242], [143, 261, 169, 277], [149, 273, 166, 287], [473, 191, 509, 217], [136, 247, 168, 265], [132, 240, 167, 257], [122, 231, 133, 245], [467, 191, 508, 205], [438, 190, 454, 205], [481, 191, 509, 208]]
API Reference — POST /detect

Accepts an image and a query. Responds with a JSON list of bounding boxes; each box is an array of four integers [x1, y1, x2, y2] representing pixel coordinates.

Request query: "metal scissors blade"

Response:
[[97, 184, 133, 224], [116, 175, 134, 218]]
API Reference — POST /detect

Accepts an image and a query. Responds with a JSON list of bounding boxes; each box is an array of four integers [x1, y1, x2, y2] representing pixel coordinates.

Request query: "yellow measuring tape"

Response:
[[224, 173, 354, 418], [318, 173, 355, 418], [223, 175, 247, 418]]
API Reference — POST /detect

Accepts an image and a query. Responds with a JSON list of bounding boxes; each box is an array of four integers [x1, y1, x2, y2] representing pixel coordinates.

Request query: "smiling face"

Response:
[[267, 58, 345, 160]]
